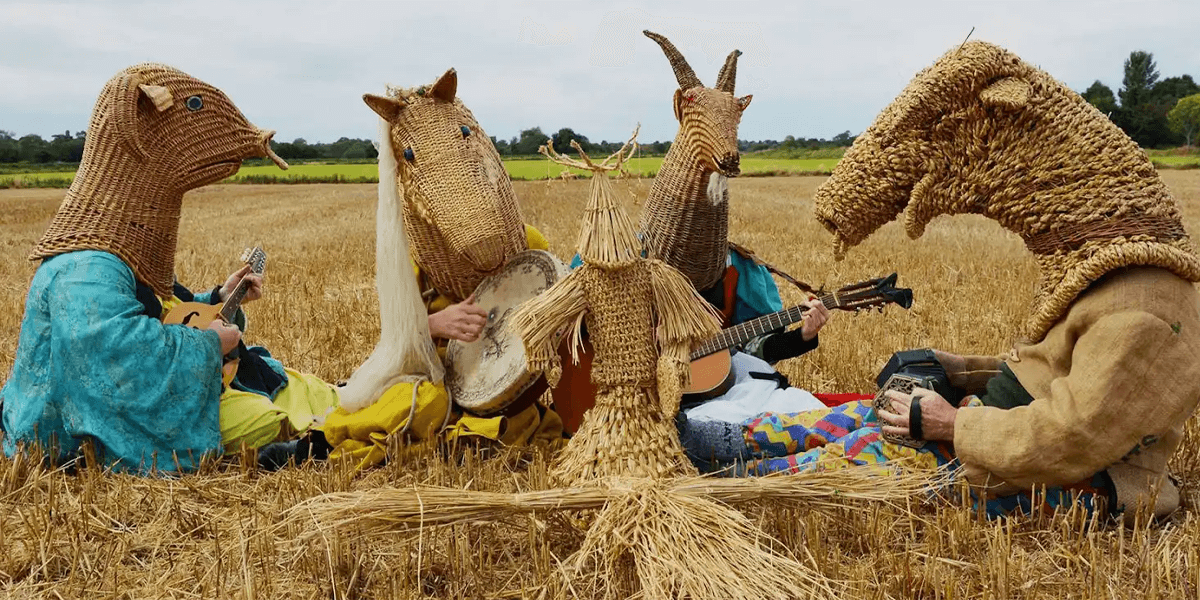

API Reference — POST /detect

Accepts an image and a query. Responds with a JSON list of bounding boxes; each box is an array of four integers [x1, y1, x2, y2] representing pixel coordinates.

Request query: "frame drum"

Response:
[[445, 250, 569, 416]]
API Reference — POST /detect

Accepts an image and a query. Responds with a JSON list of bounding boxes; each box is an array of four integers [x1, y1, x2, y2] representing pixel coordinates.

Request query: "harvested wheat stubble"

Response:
[[3, 173, 1200, 598]]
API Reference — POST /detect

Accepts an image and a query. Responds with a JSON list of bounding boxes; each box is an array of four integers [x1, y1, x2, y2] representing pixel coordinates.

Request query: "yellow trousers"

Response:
[[219, 368, 340, 453]]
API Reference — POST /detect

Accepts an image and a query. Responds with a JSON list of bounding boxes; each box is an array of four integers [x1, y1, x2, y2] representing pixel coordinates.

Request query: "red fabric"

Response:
[[814, 392, 874, 407]]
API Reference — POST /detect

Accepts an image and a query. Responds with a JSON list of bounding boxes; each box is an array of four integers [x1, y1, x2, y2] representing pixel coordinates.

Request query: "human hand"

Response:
[[876, 388, 958, 442], [800, 298, 830, 341], [206, 320, 242, 356], [219, 264, 263, 304], [428, 294, 488, 342]]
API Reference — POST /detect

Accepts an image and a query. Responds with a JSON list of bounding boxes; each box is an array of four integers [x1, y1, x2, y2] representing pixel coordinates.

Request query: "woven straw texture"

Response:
[[812, 41, 1200, 341], [365, 69, 527, 301], [31, 63, 286, 297], [515, 137, 721, 486], [638, 31, 751, 292]]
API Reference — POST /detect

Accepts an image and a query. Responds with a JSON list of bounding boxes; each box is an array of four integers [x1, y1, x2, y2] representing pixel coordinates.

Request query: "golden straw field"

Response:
[[2, 173, 1200, 598]]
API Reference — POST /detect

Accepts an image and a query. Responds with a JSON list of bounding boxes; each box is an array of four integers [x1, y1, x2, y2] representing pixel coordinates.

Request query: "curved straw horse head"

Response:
[[364, 69, 528, 301]]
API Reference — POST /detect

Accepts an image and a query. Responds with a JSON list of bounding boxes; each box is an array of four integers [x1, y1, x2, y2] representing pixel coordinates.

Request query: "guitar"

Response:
[[163, 247, 267, 386], [684, 273, 913, 400], [549, 273, 913, 433]]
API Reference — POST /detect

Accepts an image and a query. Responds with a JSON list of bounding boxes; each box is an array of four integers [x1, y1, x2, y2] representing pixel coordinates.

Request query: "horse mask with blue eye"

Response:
[[361, 68, 530, 301]]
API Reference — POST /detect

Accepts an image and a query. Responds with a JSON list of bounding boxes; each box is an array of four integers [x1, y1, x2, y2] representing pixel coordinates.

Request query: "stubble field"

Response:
[[2, 173, 1200, 598]]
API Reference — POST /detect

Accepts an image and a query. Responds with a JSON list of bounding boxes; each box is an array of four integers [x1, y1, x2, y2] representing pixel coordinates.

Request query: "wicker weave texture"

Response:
[[812, 41, 1200, 341], [515, 138, 721, 486], [31, 63, 286, 296], [365, 69, 527, 301], [639, 32, 752, 292]]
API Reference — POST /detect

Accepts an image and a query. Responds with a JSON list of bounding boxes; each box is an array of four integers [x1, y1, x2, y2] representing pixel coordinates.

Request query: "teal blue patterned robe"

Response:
[[1, 251, 224, 472]]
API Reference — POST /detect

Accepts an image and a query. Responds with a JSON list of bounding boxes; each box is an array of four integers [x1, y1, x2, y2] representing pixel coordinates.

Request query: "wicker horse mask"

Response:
[[31, 63, 287, 296], [364, 69, 527, 301], [639, 31, 752, 292], [812, 41, 1200, 341]]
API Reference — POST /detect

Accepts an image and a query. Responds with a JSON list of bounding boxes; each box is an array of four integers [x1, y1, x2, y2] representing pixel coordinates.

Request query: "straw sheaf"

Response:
[[378, 73, 527, 301], [30, 63, 283, 296], [516, 136, 721, 485], [540, 134, 643, 268], [812, 40, 1200, 341]]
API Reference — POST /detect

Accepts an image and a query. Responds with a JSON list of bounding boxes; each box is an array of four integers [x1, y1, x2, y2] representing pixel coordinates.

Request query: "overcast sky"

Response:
[[3, 0, 1198, 144]]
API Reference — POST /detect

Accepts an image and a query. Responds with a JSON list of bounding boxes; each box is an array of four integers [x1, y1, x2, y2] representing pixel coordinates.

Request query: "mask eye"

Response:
[[185, 95, 203, 111], [403, 147, 415, 161], [460, 125, 471, 138]]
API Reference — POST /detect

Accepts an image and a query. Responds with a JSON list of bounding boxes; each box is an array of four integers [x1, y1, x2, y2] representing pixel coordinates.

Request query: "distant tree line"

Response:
[[1080, 51, 1200, 148], [7, 49, 1199, 166]]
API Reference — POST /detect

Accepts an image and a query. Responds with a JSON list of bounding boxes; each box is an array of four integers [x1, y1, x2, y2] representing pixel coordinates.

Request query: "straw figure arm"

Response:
[[512, 269, 588, 388], [648, 259, 722, 414]]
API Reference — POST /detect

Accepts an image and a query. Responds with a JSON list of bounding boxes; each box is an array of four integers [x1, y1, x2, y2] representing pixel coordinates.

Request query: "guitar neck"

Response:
[[218, 279, 252, 322], [691, 292, 839, 360]]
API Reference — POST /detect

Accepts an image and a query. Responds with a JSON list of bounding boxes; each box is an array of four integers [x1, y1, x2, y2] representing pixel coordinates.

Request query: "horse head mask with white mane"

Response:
[[363, 68, 528, 302], [338, 69, 530, 413]]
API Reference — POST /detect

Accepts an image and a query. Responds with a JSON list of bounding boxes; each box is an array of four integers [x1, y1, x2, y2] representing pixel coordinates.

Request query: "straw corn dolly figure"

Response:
[[515, 131, 721, 483], [319, 69, 562, 469], [744, 41, 1200, 523], [636, 30, 835, 468], [507, 134, 835, 599], [1, 64, 340, 472]]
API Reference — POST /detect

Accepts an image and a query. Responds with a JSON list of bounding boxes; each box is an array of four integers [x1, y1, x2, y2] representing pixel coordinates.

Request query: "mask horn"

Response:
[[715, 49, 742, 93], [644, 30, 702, 90]]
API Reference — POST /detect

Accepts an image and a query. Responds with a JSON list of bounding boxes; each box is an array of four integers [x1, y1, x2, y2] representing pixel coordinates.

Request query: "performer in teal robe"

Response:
[[2, 251, 225, 471]]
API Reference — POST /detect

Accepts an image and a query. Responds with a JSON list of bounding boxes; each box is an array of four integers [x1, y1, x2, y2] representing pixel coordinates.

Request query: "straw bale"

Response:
[[812, 41, 1200, 341]]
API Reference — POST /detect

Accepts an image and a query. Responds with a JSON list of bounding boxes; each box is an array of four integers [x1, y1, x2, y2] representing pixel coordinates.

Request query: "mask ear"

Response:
[[979, 77, 1031, 110], [737, 94, 753, 111], [363, 93, 406, 121], [113, 73, 150, 161], [672, 89, 684, 122], [137, 84, 174, 112], [427, 68, 457, 102]]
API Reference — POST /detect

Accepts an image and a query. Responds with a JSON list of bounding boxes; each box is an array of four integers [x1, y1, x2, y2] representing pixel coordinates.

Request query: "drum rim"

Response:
[[446, 250, 569, 416]]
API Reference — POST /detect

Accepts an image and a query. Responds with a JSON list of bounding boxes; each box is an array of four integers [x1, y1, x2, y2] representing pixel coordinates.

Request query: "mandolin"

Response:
[[684, 273, 913, 400], [163, 247, 267, 386]]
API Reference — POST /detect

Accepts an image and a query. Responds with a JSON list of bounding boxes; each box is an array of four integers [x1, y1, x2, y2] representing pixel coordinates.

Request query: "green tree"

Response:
[[513, 127, 548, 155], [551, 127, 590, 154], [1168, 94, 1200, 147], [18, 134, 50, 162], [1114, 51, 1163, 145], [0, 130, 19, 163], [1082, 80, 1118, 115]]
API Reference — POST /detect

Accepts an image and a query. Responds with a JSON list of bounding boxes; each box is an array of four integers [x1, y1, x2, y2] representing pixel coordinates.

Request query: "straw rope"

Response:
[[639, 31, 749, 292], [812, 40, 1200, 341], [30, 64, 286, 296]]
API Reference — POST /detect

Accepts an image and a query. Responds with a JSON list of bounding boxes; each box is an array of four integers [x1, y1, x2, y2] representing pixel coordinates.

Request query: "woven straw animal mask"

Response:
[[645, 30, 751, 177], [813, 41, 1200, 340], [364, 69, 527, 301], [31, 63, 287, 297]]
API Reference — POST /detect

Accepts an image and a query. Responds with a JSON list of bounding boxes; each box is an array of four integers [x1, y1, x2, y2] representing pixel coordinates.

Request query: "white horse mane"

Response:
[[334, 118, 445, 414]]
